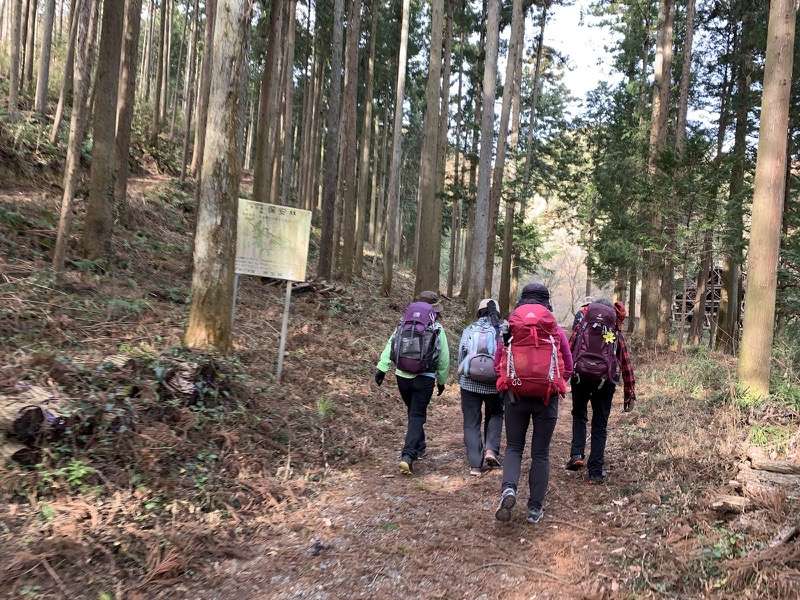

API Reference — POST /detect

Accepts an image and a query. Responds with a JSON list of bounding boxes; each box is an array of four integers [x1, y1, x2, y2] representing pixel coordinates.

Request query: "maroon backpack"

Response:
[[496, 304, 566, 403], [390, 302, 441, 374], [571, 303, 619, 385]]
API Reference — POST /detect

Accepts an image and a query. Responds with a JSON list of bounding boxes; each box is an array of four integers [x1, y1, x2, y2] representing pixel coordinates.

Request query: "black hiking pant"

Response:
[[501, 393, 559, 510], [570, 378, 616, 477], [397, 375, 435, 460]]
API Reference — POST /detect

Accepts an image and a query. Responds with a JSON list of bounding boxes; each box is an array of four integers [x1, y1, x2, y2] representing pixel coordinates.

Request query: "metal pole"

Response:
[[231, 273, 240, 329], [276, 280, 292, 382]]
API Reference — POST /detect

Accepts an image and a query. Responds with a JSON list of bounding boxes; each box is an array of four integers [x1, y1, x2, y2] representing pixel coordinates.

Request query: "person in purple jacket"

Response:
[[494, 283, 573, 525]]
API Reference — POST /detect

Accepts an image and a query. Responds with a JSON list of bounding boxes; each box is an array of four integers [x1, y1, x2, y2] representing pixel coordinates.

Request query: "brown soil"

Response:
[[1, 177, 798, 599]]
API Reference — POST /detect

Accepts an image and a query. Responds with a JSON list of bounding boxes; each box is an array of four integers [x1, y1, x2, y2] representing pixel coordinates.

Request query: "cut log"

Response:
[[748, 449, 800, 475], [0, 439, 37, 465], [737, 463, 800, 490], [1, 389, 66, 440], [710, 494, 753, 513]]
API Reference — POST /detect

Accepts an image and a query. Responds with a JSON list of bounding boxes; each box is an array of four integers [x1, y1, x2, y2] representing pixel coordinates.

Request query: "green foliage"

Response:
[[748, 424, 793, 454], [38, 459, 99, 494], [647, 346, 733, 402]]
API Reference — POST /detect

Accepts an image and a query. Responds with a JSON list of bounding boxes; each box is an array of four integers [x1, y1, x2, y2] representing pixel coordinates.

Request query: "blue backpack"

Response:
[[390, 302, 441, 374]]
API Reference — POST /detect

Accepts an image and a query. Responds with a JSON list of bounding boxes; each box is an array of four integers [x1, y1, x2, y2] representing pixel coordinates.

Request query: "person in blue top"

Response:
[[374, 290, 451, 475], [458, 298, 504, 476]]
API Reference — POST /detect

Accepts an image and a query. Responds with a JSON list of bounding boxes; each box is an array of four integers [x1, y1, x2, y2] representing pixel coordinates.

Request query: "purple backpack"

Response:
[[390, 302, 441, 374], [571, 303, 619, 385]]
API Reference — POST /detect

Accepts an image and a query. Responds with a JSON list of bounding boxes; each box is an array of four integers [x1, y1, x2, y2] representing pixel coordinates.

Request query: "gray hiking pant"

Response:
[[461, 389, 504, 468]]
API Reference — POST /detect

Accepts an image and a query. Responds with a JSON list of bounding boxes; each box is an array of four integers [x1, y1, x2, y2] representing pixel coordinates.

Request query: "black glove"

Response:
[[437, 384, 445, 396], [375, 370, 385, 386], [624, 395, 635, 412]]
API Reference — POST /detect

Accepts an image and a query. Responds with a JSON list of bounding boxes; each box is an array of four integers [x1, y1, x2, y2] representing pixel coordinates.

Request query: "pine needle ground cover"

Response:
[[1, 177, 799, 599]]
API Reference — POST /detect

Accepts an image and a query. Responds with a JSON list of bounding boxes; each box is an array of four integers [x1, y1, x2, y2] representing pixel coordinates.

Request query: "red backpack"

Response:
[[496, 304, 566, 403]]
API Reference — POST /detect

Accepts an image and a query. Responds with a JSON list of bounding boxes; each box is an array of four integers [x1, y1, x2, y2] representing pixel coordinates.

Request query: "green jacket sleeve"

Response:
[[376, 335, 394, 373], [436, 327, 450, 385]]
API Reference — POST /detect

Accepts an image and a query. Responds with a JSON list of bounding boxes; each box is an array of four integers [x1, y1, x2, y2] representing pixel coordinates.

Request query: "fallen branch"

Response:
[[768, 521, 800, 548], [40, 558, 69, 597], [468, 561, 571, 585], [710, 494, 753, 513], [748, 450, 800, 475]]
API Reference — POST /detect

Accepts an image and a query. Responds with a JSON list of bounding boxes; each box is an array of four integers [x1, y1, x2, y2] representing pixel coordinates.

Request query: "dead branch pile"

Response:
[[262, 277, 346, 297]]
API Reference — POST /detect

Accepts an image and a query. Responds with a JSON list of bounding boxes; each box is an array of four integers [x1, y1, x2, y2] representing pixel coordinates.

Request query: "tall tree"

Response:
[[52, 0, 97, 279], [414, 0, 446, 295], [467, 0, 500, 315], [114, 0, 145, 212], [279, 0, 297, 206], [150, 0, 168, 144], [738, 0, 795, 396], [381, 0, 411, 295], [23, 0, 37, 94], [640, 0, 674, 343], [50, 0, 80, 141], [251, 0, 283, 202], [191, 0, 216, 177], [80, 0, 125, 260], [185, 0, 251, 352], [34, 0, 56, 116], [180, 0, 200, 180], [354, 0, 379, 277], [316, 0, 346, 281], [339, 0, 364, 282], [8, 0, 22, 121], [485, 0, 523, 297]]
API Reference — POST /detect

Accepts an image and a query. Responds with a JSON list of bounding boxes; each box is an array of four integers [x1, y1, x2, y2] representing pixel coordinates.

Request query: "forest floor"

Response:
[[1, 172, 799, 600]]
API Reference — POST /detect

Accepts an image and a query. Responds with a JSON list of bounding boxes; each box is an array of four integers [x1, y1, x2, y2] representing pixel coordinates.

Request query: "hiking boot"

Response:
[[469, 467, 482, 477], [589, 470, 608, 485], [566, 455, 585, 471], [526, 507, 544, 524], [417, 447, 428, 460], [494, 488, 516, 522], [484, 449, 501, 468], [399, 455, 414, 475]]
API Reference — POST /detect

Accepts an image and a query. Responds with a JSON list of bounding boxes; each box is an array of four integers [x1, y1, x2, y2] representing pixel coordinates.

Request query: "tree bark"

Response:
[[34, 0, 56, 116], [279, 0, 297, 205], [190, 0, 216, 177], [429, 0, 453, 289], [23, 0, 37, 94], [149, 0, 167, 144], [485, 0, 522, 298], [640, 0, 674, 344], [354, 0, 378, 277], [251, 0, 283, 202], [8, 0, 22, 121], [380, 0, 410, 295], [169, 0, 191, 140], [738, 0, 795, 396], [316, 0, 345, 281], [466, 0, 500, 315], [446, 29, 465, 299], [413, 0, 445, 295], [499, 4, 524, 313], [50, 0, 79, 141], [184, 0, 250, 353], [114, 0, 144, 214], [180, 0, 200, 180], [52, 0, 97, 278], [80, 0, 125, 260]]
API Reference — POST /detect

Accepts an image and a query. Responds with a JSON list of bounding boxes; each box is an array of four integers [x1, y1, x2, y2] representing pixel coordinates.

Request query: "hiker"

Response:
[[566, 299, 636, 484], [374, 290, 450, 475], [493, 283, 573, 524], [572, 295, 594, 331], [458, 298, 504, 476]]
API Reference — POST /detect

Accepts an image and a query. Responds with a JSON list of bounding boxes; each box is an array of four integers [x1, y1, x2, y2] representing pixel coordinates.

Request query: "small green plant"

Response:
[[749, 424, 793, 454], [39, 459, 99, 493], [19, 584, 43, 597], [316, 397, 334, 417], [39, 504, 56, 522], [328, 299, 345, 317]]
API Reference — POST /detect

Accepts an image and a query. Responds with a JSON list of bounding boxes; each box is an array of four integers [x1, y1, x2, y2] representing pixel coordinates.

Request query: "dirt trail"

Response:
[[199, 385, 642, 599]]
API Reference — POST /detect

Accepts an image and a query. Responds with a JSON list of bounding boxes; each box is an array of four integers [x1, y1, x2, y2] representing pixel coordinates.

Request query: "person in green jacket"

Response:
[[375, 290, 450, 475]]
